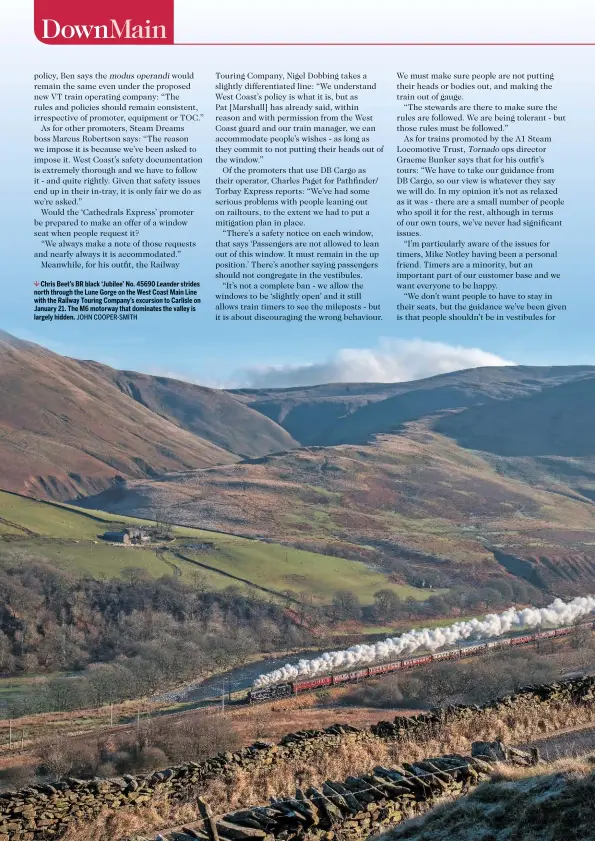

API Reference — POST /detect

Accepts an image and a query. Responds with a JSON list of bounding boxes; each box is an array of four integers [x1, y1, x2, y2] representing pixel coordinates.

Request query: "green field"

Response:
[[0, 674, 55, 704], [175, 541, 439, 604], [0, 491, 143, 539], [0, 490, 440, 605]]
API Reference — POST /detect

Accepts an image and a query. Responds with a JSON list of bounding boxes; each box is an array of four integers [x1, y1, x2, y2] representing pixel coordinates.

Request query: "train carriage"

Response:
[[459, 643, 487, 658], [293, 675, 333, 693], [369, 660, 402, 676], [332, 667, 369, 684], [433, 648, 460, 661], [401, 654, 433, 669], [485, 638, 512, 651], [511, 633, 536, 646]]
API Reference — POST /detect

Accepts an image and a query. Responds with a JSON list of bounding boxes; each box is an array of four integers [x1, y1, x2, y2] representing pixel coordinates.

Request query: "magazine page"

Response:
[[1, 1, 594, 839]]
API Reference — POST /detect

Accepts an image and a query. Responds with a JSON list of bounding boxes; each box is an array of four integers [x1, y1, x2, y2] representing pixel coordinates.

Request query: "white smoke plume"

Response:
[[253, 595, 595, 687]]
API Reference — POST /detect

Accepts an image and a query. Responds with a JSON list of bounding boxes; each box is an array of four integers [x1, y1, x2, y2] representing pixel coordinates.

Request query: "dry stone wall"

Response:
[[0, 675, 593, 840], [153, 742, 536, 841], [371, 674, 595, 741], [0, 727, 366, 841]]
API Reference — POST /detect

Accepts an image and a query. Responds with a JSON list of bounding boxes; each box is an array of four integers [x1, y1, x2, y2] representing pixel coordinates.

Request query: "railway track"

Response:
[[1, 619, 592, 760], [247, 619, 595, 703]]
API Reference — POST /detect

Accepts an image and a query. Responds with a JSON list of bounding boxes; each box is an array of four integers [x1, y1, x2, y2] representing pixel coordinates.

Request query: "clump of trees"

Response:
[[0, 558, 310, 716], [329, 577, 543, 625], [33, 711, 241, 781]]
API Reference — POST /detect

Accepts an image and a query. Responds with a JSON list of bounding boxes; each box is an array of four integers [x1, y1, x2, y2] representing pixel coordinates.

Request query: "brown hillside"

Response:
[[79, 425, 595, 594], [381, 760, 595, 841], [0, 331, 240, 500], [82, 362, 297, 458]]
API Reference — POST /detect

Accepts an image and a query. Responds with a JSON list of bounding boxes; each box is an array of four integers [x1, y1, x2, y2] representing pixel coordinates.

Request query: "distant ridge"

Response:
[[231, 364, 595, 445]]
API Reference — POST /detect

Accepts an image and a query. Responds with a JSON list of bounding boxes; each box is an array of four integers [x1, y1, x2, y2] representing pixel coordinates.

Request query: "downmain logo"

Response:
[[34, 0, 174, 45], [41, 18, 168, 39]]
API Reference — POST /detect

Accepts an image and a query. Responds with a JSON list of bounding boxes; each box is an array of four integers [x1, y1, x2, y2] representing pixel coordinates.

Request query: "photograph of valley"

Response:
[[1, 327, 595, 841]]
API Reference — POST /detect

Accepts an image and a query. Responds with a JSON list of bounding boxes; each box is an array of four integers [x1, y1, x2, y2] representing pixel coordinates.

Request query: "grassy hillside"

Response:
[[382, 759, 595, 841], [0, 491, 431, 606], [174, 541, 434, 604]]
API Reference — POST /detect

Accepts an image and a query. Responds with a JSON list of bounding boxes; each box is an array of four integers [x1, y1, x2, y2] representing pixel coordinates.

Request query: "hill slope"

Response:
[[78, 423, 595, 595], [4, 332, 595, 595], [233, 365, 595, 445], [381, 760, 595, 841], [436, 375, 595, 458], [0, 332, 294, 501], [83, 362, 296, 458], [0, 489, 430, 607]]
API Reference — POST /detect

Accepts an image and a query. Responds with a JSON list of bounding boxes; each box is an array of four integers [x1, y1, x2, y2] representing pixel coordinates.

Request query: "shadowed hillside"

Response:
[[232, 365, 595, 445], [436, 375, 595, 457], [81, 362, 297, 458]]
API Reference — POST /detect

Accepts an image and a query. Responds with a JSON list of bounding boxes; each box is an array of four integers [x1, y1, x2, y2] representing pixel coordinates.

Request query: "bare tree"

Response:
[[154, 508, 175, 540], [569, 618, 592, 651]]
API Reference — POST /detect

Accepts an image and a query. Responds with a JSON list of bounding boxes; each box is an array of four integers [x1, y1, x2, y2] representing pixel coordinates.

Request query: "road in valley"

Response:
[[521, 724, 595, 761]]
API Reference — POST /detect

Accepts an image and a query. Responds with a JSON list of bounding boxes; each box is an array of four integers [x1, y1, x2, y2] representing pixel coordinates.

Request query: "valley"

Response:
[[1, 329, 595, 811]]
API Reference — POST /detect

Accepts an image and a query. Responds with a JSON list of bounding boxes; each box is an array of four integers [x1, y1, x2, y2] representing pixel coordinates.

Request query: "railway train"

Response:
[[246, 618, 595, 704]]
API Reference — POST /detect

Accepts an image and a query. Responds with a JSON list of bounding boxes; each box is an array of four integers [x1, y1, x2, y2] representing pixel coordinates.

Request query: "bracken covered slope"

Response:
[[0, 332, 294, 500], [81, 361, 297, 459]]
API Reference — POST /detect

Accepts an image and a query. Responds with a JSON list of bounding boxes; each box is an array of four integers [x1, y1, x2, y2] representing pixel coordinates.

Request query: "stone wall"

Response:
[[154, 742, 535, 841], [0, 674, 593, 840], [371, 674, 595, 741], [0, 727, 368, 841]]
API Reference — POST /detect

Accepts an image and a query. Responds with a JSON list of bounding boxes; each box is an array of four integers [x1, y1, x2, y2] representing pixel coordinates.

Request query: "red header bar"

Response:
[[34, 0, 174, 44]]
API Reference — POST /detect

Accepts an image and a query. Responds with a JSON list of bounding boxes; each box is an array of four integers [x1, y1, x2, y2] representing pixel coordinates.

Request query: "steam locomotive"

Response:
[[246, 619, 595, 704]]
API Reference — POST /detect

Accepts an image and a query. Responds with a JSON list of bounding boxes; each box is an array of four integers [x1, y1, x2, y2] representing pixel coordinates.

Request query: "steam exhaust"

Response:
[[253, 595, 595, 687]]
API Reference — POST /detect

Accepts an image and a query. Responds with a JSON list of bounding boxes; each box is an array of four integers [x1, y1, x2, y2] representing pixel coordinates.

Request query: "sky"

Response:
[[2, 2, 594, 388]]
